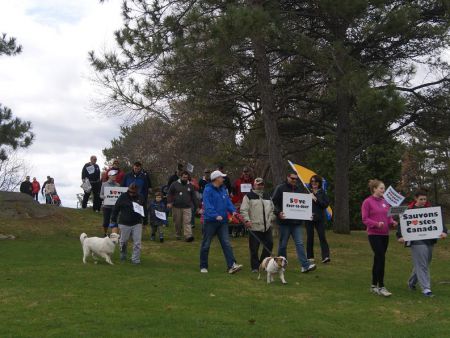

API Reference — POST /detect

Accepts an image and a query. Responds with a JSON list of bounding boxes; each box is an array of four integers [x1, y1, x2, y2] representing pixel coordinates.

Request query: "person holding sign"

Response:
[[272, 172, 316, 273], [361, 179, 398, 297], [200, 170, 243, 274], [149, 192, 168, 242], [100, 170, 120, 237], [81, 155, 102, 212], [232, 167, 254, 206], [111, 183, 147, 264], [305, 175, 331, 264], [396, 189, 447, 297]]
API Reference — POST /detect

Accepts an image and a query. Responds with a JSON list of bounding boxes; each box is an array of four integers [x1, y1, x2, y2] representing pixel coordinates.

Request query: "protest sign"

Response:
[[400, 206, 443, 241], [86, 165, 95, 175], [240, 183, 252, 193], [104, 187, 128, 206], [384, 186, 405, 207], [132, 202, 145, 217], [282, 192, 312, 220], [155, 210, 167, 221], [186, 163, 194, 173], [388, 206, 408, 216]]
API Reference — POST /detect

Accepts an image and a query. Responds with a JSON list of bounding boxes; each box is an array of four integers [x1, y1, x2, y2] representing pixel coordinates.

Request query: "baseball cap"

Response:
[[254, 177, 264, 185], [210, 170, 227, 181], [108, 170, 118, 176]]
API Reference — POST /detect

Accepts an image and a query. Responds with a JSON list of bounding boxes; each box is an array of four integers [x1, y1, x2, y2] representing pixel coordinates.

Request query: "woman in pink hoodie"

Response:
[[361, 179, 398, 297]]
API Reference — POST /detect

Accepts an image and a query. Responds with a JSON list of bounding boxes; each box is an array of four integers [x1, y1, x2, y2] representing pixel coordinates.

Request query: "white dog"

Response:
[[258, 256, 288, 284], [80, 233, 120, 265]]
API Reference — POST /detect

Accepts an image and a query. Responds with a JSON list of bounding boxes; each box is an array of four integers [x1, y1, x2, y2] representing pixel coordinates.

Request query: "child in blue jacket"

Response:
[[149, 192, 168, 242]]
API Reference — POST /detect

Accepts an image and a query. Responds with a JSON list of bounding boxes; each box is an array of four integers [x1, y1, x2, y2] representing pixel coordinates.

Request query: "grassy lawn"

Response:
[[1, 208, 450, 337]]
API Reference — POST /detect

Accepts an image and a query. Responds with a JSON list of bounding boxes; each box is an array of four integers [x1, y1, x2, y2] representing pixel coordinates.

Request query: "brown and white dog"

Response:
[[258, 256, 288, 284], [80, 233, 120, 265]]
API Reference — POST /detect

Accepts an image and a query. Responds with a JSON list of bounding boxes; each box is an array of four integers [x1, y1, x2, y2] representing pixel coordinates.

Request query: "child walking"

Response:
[[149, 192, 168, 242]]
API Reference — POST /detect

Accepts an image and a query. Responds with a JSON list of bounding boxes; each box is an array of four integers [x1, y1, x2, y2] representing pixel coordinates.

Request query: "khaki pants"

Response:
[[172, 207, 193, 239]]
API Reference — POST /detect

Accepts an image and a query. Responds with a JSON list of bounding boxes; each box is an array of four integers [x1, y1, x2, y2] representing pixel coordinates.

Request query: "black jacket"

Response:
[[168, 179, 198, 209], [20, 181, 33, 195], [271, 181, 308, 226], [82, 162, 101, 182], [311, 189, 329, 222], [111, 192, 147, 226]]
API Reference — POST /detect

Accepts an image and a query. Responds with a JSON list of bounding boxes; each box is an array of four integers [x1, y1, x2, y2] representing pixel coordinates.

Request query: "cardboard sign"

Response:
[[384, 186, 405, 207], [240, 183, 252, 193], [282, 192, 312, 220], [186, 163, 194, 173], [400, 207, 443, 241], [388, 206, 408, 216], [86, 165, 95, 175], [155, 210, 167, 221], [132, 202, 145, 217], [104, 187, 128, 206]]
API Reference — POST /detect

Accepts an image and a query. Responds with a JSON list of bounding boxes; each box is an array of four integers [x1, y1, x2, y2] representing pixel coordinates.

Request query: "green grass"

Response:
[[1, 208, 450, 337]]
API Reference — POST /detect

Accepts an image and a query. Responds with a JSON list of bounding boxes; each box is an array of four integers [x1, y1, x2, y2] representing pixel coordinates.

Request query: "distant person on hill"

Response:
[[397, 189, 447, 297], [81, 155, 102, 212], [122, 161, 152, 207], [200, 170, 243, 274], [19, 176, 33, 196], [31, 177, 40, 202], [305, 175, 331, 264], [100, 170, 120, 237], [44, 178, 57, 204], [361, 179, 398, 297], [41, 176, 51, 198]]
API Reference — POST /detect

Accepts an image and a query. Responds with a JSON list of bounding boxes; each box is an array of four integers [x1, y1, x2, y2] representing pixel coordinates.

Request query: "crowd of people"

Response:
[[80, 157, 331, 275], [19, 175, 60, 205]]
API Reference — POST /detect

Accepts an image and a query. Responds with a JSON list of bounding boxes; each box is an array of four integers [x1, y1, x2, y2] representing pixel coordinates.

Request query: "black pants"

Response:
[[82, 181, 101, 211], [305, 220, 330, 260], [32, 193, 39, 202], [368, 235, 389, 287], [102, 207, 113, 229], [249, 229, 273, 270]]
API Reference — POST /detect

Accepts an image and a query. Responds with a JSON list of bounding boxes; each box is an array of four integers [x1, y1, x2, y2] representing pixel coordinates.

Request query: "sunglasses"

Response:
[[288, 177, 298, 180], [256, 182, 265, 186]]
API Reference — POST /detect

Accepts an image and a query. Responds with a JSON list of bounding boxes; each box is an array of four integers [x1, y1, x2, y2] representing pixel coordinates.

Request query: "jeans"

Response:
[[305, 220, 330, 260], [278, 223, 309, 269], [200, 222, 236, 269], [368, 235, 389, 287], [102, 207, 113, 229]]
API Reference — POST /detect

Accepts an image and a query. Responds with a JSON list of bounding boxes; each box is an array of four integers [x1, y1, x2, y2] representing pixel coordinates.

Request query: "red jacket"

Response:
[[32, 181, 40, 194], [103, 167, 125, 185], [232, 175, 254, 205], [407, 201, 431, 209]]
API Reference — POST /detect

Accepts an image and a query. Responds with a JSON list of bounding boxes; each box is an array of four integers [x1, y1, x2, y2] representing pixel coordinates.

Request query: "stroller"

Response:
[[50, 193, 61, 206]]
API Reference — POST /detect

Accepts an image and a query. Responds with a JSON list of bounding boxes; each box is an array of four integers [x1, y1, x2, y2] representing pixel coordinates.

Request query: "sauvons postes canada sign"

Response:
[[400, 207, 443, 241]]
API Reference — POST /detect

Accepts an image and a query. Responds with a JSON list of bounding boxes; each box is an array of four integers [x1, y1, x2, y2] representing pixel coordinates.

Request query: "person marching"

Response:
[[397, 189, 447, 297], [272, 172, 316, 273], [111, 183, 147, 264], [100, 170, 120, 237], [305, 175, 331, 264], [31, 177, 41, 202], [200, 170, 243, 274], [240, 177, 275, 273], [361, 179, 398, 297], [81, 155, 102, 212], [149, 192, 168, 242]]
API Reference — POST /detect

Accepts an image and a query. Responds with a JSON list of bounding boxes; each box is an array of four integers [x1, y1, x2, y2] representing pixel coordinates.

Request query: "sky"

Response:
[[0, 0, 124, 207]]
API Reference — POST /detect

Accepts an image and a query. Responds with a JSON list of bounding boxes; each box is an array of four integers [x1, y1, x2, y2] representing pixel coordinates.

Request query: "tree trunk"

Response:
[[333, 87, 351, 234], [249, 0, 285, 185]]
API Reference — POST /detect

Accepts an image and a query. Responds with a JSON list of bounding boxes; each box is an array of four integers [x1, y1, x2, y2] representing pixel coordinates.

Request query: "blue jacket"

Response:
[[149, 200, 168, 226], [203, 183, 236, 223], [122, 170, 151, 200]]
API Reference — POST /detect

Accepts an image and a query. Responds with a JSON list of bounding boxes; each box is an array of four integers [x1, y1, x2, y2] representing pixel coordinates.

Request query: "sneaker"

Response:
[[378, 287, 392, 297], [423, 289, 434, 297], [200, 268, 208, 273], [301, 264, 317, 273], [370, 285, 380, 295], [322, 257, 331, 264], [228, 263, 243, 274]]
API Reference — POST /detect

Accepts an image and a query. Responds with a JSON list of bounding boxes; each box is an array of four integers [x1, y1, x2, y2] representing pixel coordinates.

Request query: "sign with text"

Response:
[[384, 186, 405, 207], [155, 210, 167, 221], [186, 163, 194, 173], [240, 183, 252, 193], [400, 206, 443, 241], [282, 192, 312, 220], [104, 187, 128, 206], [388, 206, 408, 216], [132, 202, 145, 217]]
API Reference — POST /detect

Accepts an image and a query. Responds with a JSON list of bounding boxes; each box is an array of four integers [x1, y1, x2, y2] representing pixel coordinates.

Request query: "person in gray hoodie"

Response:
[[240, 177, 276, 272]]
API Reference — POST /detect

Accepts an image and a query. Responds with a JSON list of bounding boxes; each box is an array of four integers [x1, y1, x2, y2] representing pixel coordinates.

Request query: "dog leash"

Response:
[[247, 228, 274, 257]]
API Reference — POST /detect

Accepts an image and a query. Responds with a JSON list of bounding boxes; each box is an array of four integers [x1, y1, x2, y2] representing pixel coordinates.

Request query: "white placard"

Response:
[[400, 207, 443, 241], [104, 187, 128, 206], [240, 183, 252, 193], [86, 165, 95, 175], [132, 202, 145, 217], [384, 186, 405, 207], [388, 206, 408, 216], [186, 163, 194, 173], [155, 210, 167, 221], [282, 192, 312, 220]]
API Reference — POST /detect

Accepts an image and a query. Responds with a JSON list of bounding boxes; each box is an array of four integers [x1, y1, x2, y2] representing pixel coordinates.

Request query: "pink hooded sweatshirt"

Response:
[[361, 195, 394, 236]]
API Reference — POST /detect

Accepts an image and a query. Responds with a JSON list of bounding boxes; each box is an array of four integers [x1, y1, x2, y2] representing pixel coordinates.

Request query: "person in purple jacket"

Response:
[[361, 179, 398, 297]]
